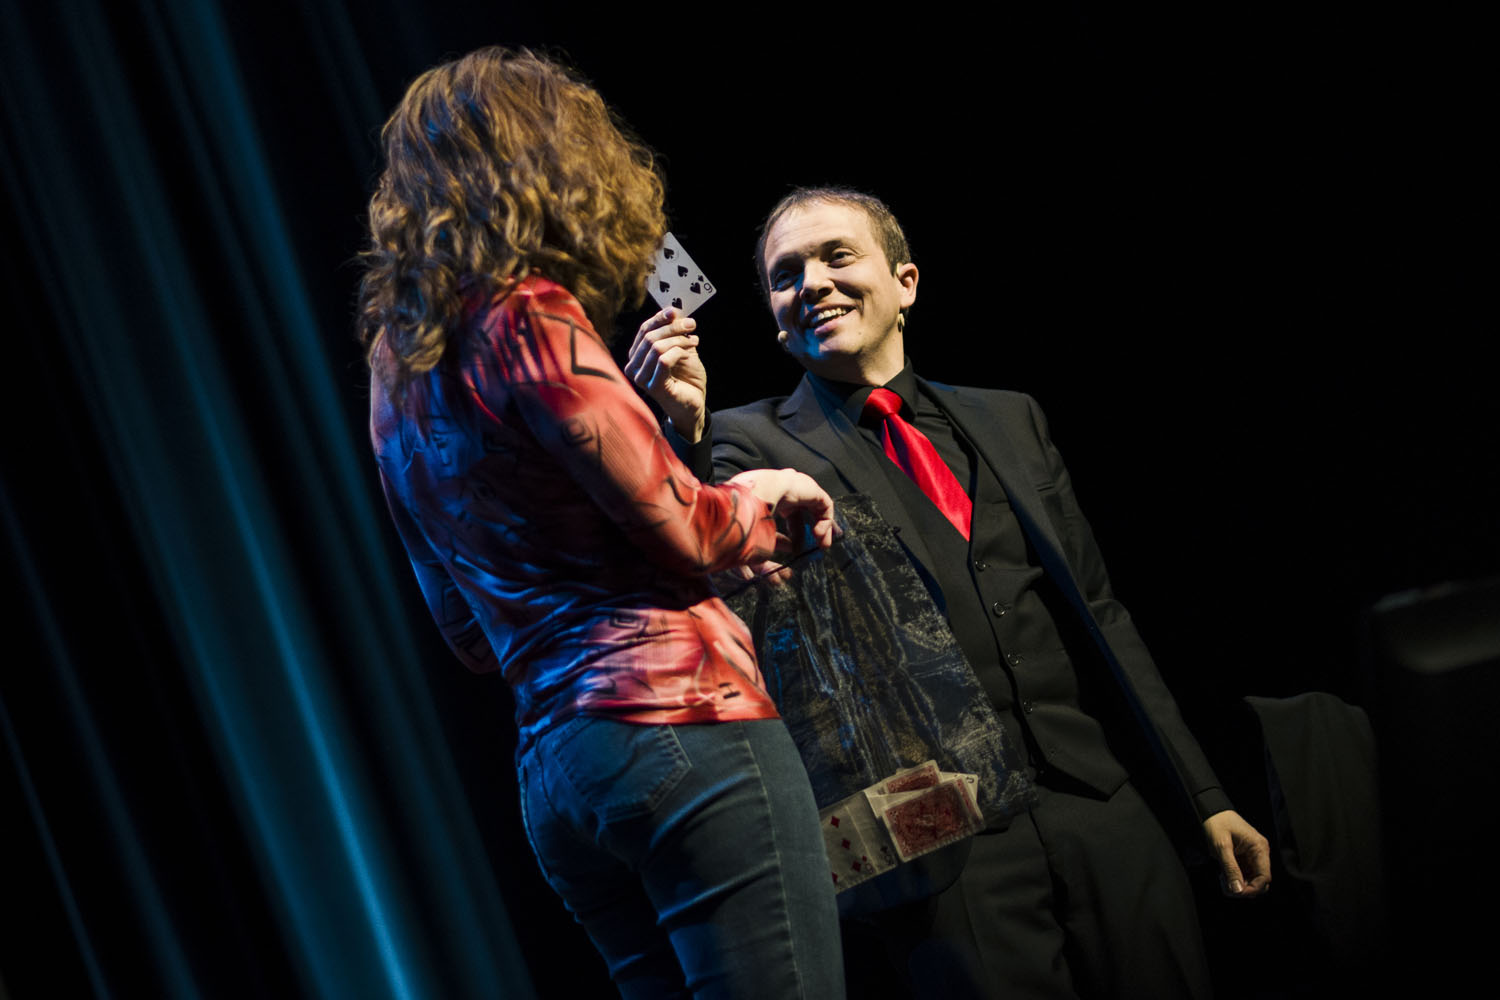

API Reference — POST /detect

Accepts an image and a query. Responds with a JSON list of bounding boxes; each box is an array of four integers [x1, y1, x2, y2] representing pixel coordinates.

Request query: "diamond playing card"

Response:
[[819, 797, 897, 891], [645, 232, 717, 316]]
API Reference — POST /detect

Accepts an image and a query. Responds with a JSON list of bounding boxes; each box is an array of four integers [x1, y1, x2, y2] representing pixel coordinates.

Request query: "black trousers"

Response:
[[842, 781, 1212, 1000]]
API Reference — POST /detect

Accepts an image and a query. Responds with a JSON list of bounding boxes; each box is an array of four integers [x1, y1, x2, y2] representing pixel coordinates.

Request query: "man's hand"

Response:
[[626, 308, 707, 442], [1202, 810, 1272, 898]]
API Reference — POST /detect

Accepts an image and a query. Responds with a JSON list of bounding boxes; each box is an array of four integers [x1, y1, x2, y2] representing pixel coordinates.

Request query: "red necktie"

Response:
[[862, 388, 972, 539]]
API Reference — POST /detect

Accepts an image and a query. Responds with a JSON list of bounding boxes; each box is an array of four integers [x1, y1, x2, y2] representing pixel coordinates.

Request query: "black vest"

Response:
[[869, 400, 1131, 798]]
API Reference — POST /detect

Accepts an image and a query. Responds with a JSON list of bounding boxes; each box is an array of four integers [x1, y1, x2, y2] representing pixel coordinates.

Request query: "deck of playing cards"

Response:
[[645, 232, 716, 316], [818, 761, 984, 891]]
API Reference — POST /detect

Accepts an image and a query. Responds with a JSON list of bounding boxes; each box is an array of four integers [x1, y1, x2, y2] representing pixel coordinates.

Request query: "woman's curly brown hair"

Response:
[[359, 47, 667, 390]]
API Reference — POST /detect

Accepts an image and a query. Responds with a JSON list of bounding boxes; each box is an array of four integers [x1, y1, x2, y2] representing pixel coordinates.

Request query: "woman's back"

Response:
[[371, 275, 779, 751]]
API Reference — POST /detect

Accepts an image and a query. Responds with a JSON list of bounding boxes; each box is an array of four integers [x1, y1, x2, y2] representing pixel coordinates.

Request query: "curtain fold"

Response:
[[0, 2, 541, 996]]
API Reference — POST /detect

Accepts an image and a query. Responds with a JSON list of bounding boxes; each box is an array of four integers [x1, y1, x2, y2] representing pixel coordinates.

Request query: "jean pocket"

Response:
[[551, 716, 690, 824]]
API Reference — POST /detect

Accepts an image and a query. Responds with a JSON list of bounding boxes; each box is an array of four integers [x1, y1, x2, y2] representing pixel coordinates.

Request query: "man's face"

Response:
[[761, 201, 918, 385]]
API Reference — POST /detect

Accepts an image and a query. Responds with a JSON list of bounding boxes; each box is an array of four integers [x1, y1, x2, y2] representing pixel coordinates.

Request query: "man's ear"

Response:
[[777, 330, 791, 354], [896, 262, 919, 310]]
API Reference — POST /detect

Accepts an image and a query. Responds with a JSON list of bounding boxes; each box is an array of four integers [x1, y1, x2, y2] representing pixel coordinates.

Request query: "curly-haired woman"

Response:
[[360, 48, 844, 998]]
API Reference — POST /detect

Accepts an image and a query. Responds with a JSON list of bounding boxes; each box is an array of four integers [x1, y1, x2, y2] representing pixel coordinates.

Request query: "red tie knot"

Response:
[[863, 387, 904, 422]]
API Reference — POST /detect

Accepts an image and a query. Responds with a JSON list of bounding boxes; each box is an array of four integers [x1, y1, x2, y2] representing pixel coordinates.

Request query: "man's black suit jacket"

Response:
[[685, 374, 1231, 825]]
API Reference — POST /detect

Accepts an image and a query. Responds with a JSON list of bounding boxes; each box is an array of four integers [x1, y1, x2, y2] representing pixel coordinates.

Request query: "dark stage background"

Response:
[[2, 3, 1492, 998]]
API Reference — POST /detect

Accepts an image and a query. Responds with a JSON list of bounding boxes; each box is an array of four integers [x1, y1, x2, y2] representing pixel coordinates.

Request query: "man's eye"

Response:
[[770, 271, 793, 290], [830, 249, 856, 264]]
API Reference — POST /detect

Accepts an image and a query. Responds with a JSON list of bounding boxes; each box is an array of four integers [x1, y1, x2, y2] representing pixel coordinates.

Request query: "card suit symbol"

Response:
[[663, 247, 676, 258], [659, 280, 670, 293], [841, 839, 851, 849], [689, 282, 701, 294], [671, 297, 683, 309], [677, 265, 689, 277], [830, 816, 840, 827], [852, 861, 862, 871]]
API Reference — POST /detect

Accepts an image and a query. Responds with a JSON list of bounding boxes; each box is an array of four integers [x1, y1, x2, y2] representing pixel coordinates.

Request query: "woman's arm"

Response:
[[377, 469, 500, 673], [493, 280, 784, 576]]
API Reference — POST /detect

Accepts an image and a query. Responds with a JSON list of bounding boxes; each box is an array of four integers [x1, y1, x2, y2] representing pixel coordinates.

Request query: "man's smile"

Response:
[[804, 305, 853, 334]]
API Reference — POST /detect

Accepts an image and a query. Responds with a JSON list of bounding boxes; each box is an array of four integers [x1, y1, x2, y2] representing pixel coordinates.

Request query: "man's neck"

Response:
[[805, 354, 905, 388], [807, 362, 919, 423]]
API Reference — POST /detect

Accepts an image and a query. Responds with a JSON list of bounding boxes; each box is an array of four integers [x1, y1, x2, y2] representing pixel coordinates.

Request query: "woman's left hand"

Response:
[[626, 308, 708, 442]]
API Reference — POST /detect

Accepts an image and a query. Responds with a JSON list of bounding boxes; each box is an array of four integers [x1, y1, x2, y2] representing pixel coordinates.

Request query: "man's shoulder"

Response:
[[714, 396, 790, 423], [710, 381, 808, 438], [711, 382, 1044, 426], [921, 380, 1041, 417]]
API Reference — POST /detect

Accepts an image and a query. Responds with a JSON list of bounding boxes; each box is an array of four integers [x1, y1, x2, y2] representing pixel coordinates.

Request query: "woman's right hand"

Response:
[[726, 469, 837, 565]]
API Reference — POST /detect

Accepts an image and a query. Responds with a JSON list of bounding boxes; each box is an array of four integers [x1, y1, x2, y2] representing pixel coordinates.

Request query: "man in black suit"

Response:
[[628, 187, 1270, 999]]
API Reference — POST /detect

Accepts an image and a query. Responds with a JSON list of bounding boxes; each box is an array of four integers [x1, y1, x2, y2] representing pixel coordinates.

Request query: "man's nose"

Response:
[[798, 263, 833, 300]]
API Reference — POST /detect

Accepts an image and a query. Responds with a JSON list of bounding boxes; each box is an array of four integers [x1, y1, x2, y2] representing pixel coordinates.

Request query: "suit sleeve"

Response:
[[493, 284, 778, 576], [709, 412, 772, 484], [1021, 394, 1232, 820], [666, 405, 775, 485], [665, 417, 717, 482]]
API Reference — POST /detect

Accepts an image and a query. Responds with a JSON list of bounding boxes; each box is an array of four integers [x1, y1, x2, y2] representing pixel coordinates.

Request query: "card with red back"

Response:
[[879, 777, 983, 862], [873, 760, 941, 796]]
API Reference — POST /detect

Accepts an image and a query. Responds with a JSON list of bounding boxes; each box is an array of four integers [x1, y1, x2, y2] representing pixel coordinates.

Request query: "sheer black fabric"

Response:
[[721, 493, 1034, 825]]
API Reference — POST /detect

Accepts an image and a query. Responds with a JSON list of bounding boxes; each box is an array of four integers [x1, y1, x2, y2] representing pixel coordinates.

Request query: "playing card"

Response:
[[645, 232, 717, 316], [878, 778, 984, 862], [873, 760, 941, 796], [815, 766, 986, 891], [820, 797, 897, 892]]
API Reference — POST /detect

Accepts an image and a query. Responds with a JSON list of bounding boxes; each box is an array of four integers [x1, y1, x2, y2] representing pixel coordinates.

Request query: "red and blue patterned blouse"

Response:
[[371, 275, 780, 752]]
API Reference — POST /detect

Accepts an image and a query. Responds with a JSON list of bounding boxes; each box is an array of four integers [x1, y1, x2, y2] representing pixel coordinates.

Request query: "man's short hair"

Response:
[[754, 187, 912, 298]]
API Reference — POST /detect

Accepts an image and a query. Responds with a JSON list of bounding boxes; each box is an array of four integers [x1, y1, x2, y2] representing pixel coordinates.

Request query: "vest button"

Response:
[[974, 560, 987, 572], [992, 602, 1010, 617]]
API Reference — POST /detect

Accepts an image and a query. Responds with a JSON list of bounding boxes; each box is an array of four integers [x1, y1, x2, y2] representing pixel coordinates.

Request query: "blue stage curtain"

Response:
[[0, 2, 547, 996]]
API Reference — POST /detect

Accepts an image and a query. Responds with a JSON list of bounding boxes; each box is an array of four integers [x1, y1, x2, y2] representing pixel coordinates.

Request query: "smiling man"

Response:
[[629, 187, 1271, 1000], [758, 196, 917, 387]]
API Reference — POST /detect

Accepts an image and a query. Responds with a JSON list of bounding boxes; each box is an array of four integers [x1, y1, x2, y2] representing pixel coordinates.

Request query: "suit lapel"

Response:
[[778, 376, 942, 575], [922, 380, 1091, 606]]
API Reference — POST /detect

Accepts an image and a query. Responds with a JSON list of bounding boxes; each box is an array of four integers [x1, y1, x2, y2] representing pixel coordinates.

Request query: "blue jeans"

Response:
[[518, 716, 845, 999]]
